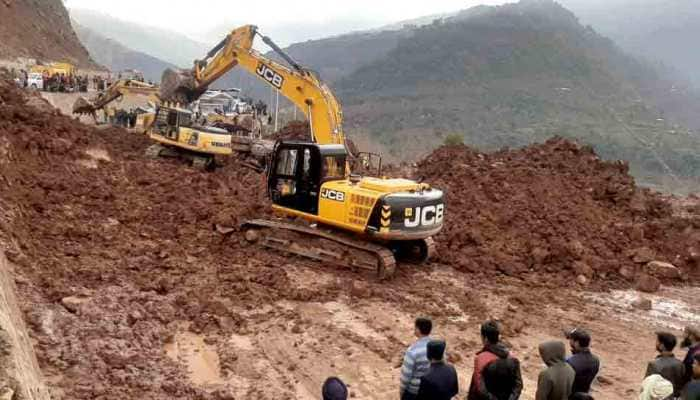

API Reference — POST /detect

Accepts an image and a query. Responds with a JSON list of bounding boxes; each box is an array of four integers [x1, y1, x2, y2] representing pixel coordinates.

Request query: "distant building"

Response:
[[196, 89, 247, 115]]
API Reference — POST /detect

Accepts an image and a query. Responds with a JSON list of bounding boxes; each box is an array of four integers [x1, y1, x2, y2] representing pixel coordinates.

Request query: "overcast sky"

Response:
[[65, 0, 510, 43]]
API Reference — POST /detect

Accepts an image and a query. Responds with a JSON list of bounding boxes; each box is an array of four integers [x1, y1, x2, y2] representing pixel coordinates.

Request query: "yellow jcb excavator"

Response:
[[73, 79, 160, 123], [73, 79, 259, 169], [161, 25, 445, 278]]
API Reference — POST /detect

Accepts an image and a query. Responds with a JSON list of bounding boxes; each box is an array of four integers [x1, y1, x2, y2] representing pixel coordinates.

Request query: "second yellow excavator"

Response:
[[161, 25, 445, 278], [73, 79, 160, 120]]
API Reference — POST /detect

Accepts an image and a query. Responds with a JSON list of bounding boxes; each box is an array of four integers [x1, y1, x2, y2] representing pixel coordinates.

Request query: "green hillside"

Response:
[[335, 0, 700, 191]]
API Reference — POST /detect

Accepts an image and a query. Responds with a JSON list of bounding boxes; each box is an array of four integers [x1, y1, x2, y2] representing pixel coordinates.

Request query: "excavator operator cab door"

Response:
[[268, 143, 322, 215]]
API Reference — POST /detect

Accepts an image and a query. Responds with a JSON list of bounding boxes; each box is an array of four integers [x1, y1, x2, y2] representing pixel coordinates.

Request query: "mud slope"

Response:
[[0, 0, 96, 67], [420, 141, 700, 284], [1, 74, 699, 399]]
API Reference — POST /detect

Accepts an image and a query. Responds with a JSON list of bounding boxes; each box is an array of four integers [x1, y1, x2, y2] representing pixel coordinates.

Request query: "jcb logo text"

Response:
[[256, 64, 284, 89], [321, 189, 345, 202], [404, 204, 444, 228]]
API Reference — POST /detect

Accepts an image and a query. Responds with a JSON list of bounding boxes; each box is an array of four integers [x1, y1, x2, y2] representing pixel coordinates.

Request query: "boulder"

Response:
[[61, 296, 89, 313], [618, 265, 636, 279], [573, 261, 594, 278], [645, 261, 680, 279], [629, 224, 645, 241], [632, 297, 652, 311], [576, 274, 589, 285], [631, 247, 655, 264], [636, 274, 661, 293]]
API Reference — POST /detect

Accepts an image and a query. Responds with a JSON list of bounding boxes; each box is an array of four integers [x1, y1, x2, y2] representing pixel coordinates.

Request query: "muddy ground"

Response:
[[1, 76, 699, 399]]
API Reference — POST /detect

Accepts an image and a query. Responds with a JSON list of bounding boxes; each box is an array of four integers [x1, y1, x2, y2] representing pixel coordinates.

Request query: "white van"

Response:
[[27, 72, 44, 90]]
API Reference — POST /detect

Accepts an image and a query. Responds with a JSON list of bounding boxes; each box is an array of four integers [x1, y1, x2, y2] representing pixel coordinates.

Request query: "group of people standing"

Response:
[[398, 319, 600, 400], [397, 319, 700, 400], [319, 319, 700, 400]]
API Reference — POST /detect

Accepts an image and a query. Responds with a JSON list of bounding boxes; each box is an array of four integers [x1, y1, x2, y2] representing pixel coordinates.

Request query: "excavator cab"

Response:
[[268, 142, 347, 215], [152, 105, 192, 141]]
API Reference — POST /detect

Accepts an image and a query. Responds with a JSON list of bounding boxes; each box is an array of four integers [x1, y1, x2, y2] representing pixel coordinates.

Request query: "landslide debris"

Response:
[[1, 72, 699, 399], [0, 0, 97, 68], [418, 139, 700, 286]]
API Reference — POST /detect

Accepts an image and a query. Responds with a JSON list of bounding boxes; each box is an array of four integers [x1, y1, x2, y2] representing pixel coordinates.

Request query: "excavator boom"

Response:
[[73, 79, 160, 115], [162, 24, 444, 278], [160, 25, 344, 145]]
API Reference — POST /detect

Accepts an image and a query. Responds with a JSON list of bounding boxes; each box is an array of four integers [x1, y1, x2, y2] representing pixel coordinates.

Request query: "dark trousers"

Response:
[[401, 391, 417, 400]]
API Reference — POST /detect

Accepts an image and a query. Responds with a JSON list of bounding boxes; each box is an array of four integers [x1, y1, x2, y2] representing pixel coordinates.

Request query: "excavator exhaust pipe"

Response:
[[72, 96, 96, 115], [160, 68, 201, 104]]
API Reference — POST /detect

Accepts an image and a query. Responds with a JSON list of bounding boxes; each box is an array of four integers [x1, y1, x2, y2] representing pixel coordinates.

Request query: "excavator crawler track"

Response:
[[241, 219, 396, 280]]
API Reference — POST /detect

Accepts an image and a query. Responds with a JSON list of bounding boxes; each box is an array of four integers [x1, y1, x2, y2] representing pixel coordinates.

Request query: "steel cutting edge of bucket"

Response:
[[72, 97, 95, 114]]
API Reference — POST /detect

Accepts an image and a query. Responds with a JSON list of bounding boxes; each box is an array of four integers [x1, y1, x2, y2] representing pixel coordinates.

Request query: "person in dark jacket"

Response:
[[565, 328, 600, 395], [416, 340, 458, 400], [536, 341, 575, 400], [468, 320, 523, 400], [682, 326, 700, 389], [322, 376, 347, 400], [685, 353, 700, 400], [646, 331, 686, 397]]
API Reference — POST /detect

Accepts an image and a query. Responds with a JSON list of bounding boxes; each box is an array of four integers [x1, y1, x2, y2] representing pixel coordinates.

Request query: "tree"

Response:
[[443, 133, 464, 146]]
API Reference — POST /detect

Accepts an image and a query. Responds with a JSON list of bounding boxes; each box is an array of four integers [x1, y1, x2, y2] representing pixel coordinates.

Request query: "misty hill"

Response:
[[0, 0, 97, 68], [73, 23, 176, 83], [69, 8, 206, 68], [561, 0, 700, 88], [334, 0, 700, 190]]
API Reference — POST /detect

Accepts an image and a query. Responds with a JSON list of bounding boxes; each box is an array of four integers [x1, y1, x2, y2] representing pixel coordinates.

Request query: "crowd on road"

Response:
[[318, 319, 700, 400]]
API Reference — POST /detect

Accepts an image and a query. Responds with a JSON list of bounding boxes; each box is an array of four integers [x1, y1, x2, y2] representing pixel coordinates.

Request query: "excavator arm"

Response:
[[160, 25, 344, 145], [73, 79, 160, 116]]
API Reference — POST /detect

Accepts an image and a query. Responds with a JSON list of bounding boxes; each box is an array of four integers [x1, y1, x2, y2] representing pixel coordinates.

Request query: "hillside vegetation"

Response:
[[335, 0, 700, 191], [561, 0, 700, 88]]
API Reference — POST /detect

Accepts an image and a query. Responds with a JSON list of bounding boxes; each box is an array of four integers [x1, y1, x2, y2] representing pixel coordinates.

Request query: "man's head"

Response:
[[427, 340, 447, 363], [414, 317, 432, 338], [694, 353, 700, 380], [655, 332, 677, 353], [322, 377, 348, 400], [681, 326, 700, 348], [480, 320, 500, 346], [566, 328, 591, 353]]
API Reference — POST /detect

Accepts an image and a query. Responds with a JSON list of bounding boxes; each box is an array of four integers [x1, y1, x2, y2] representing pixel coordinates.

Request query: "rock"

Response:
[[530, 247, 549, 264], [618, 265, 636, 279], [645, 261, 680, 279], [127, 310, 143, 325], [0, 387, 14, 400], [629, 224, 645, 241], [573, 261, 594, 278], [631, 247, 655, 264], [636, 274, 661, 293], [567, 240, 585, 259], [244, 229, 259, 243], [61, 296, 89, 313], [632, 297, 652, 311], [597, 375, 613, 386], [576, 274, 588, 285]]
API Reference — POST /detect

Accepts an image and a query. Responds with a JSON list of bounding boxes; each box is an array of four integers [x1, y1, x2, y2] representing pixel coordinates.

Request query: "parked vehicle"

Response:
[[27, 72, 44, 90]]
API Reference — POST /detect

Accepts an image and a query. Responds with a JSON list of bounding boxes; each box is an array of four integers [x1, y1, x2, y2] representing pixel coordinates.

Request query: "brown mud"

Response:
[[1, 75, 699, 399]]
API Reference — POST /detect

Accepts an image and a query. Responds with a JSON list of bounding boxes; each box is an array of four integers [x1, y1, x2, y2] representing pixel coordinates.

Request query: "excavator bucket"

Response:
[[160, 68, 199, 104], [72, 96, 96, 115]]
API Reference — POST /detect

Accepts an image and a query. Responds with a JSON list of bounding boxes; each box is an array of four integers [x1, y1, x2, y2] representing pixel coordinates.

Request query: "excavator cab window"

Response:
[[269, 144, 322, 215], [322, 155, 346, 182]]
